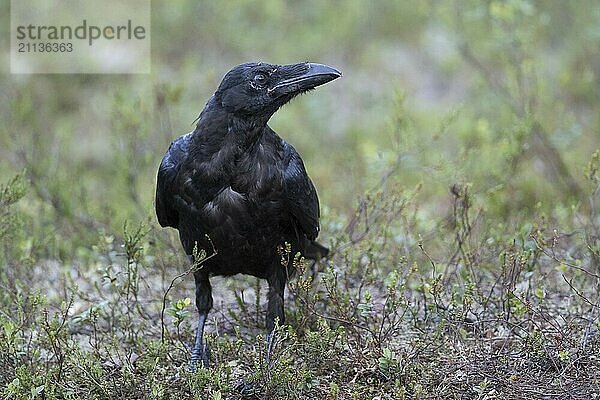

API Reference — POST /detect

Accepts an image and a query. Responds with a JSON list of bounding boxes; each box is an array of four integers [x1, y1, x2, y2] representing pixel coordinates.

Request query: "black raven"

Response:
[[155, 62, 341, 368]]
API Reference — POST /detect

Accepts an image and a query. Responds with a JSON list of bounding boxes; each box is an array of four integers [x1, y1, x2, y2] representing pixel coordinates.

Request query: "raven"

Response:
[[155, 62, 341, 368]]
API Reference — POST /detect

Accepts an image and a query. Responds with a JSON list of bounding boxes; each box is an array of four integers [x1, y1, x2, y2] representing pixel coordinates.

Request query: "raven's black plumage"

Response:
[[155, 62, 340, 368]]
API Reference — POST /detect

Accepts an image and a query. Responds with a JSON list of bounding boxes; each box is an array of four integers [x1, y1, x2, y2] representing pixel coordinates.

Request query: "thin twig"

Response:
[[160, 239, 217, 343]]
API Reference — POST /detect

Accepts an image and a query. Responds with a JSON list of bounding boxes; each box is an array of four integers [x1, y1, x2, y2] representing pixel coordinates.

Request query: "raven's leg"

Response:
[[265, 270, 286, 365], [190, 268, 212, 370]]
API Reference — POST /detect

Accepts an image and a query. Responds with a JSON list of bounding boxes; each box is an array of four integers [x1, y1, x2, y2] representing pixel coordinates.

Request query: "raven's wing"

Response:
[[155, 132, 192, 228], [282, 142, 320, 240]]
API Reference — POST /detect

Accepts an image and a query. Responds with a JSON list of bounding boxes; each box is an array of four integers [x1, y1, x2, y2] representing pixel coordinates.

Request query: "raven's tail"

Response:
[[304, 240, 329, 260]]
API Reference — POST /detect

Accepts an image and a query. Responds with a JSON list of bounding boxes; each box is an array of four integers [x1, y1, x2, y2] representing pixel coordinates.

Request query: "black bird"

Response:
[[155, 62, 341, 368]]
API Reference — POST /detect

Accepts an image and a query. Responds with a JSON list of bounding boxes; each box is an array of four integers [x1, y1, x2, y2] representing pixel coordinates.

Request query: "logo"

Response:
[[11, 0, 151, 74]]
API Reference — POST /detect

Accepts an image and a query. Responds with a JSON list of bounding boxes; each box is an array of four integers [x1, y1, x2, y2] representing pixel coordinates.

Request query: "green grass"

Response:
[[1, 1, 600, 398]]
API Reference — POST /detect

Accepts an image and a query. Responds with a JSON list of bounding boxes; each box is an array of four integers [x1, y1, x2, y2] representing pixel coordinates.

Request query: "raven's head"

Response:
[[213, 62, 341, 123]]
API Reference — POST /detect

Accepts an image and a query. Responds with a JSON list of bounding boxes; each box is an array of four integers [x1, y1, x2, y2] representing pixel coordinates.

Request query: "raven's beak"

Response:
[[269, 63, 342, 95]]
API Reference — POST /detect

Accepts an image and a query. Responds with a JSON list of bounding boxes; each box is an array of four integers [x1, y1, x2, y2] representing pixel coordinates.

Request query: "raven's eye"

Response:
[[253, 73, 267, 85]]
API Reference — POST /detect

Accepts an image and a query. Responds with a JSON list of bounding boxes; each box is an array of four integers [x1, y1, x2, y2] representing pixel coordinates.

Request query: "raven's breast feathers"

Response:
[[155, 126, 321, 251]]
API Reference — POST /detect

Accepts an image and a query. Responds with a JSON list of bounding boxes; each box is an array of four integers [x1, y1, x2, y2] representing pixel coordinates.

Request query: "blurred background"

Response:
[[1, 0, 599, 258]]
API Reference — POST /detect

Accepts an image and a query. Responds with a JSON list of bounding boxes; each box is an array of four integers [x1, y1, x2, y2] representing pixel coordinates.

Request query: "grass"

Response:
[[1, 1, 600, 398], [1, 169, 599, 399]]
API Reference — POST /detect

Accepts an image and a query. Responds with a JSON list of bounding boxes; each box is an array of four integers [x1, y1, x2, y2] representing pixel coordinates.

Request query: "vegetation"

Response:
[[1, 1, 599, 398]]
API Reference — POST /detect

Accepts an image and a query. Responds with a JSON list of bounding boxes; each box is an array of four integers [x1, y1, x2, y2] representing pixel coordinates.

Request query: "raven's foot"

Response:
[[189, 343, 210, 372]]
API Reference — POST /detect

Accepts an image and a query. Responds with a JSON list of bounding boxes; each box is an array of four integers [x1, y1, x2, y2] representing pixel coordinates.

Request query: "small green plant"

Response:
[[167, 297, 191, 328], [378, 347, 398, 377]]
